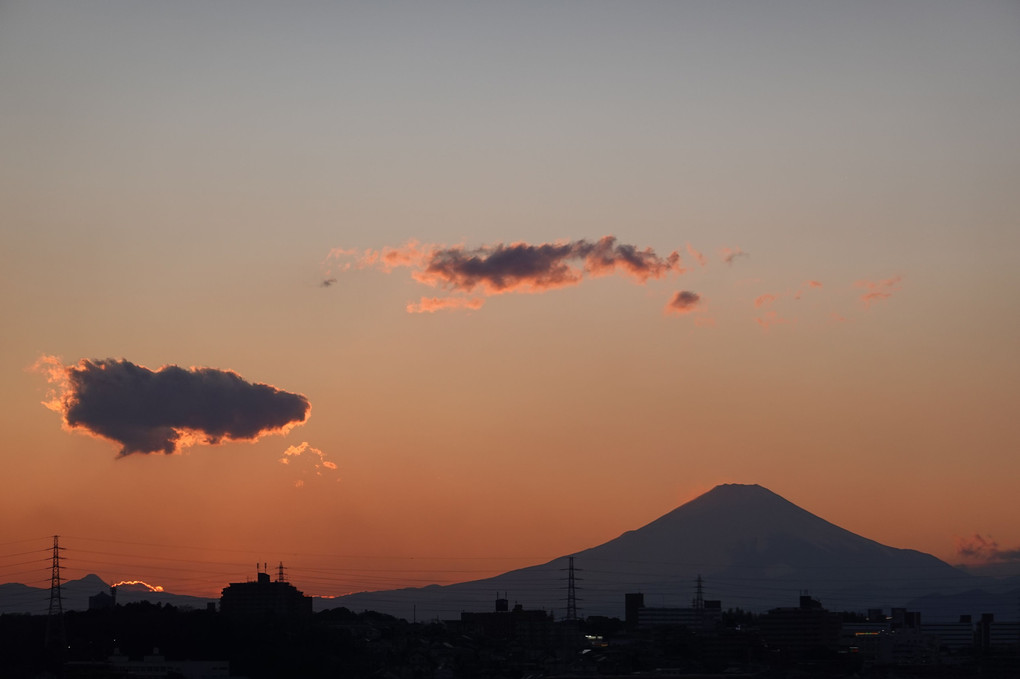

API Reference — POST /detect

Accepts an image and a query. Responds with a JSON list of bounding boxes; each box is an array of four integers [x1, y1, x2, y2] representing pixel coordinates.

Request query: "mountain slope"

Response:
[[329, 484, 978, 620]]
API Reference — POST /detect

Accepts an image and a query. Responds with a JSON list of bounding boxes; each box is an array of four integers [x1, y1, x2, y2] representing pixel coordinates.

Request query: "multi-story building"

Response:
[[220, 568, 312, 622], [758, 595, 841, 659]]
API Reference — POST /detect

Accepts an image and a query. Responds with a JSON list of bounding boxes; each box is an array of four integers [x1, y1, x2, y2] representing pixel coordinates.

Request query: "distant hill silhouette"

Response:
[[0, 573, 215, 615], [328, 484, 1008, 621]]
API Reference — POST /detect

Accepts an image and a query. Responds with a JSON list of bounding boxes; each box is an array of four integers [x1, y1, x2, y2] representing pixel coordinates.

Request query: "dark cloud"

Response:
[[415, 236, 682, 294], [720, 247, 748, 265], [665, 290, 701, 314], [321, 278, 337, 287], [957, 534, 1020, 563], [420, 241, 581, 292], [328, 236, 689, 313], [36, 357, 310, 457]]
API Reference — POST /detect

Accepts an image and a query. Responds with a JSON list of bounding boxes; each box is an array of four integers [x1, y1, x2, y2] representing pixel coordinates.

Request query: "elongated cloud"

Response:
[[665, 290, 701, 315], [112, 580, 164, 592], [957, 534, 1020, 563], [754, 293, 778, 308], [329, 236, 684, 312], [416, 237, 682, 293], [407, 296, 485, 314], [34, 356, 310, 456], [856, 276, 903, 307]]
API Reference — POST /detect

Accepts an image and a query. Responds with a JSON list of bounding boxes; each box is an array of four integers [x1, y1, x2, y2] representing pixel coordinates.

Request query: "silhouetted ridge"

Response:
[[327, 482, 978, 620]]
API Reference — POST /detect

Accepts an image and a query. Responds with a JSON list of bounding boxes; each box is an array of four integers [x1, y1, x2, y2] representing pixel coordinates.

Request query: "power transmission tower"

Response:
[[44, 535, 66, 656], [693, 574, 705, 629], [563, 556, 581, 621], [277, 561, 287, 582]]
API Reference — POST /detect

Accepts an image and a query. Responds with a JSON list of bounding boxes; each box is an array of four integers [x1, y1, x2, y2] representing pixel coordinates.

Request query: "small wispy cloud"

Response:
[[664, 290, 702, 315], [686, 243, 708, 267], [406, 296, 486, 314], [281, 441, 339, 487], [793, 280, 823, 300], [956, 534, 1020, 563], [755, 311, 789, 331], [720, 247, 748, 265], [855, 276, 903, 307], [754, 293, 779, 308]]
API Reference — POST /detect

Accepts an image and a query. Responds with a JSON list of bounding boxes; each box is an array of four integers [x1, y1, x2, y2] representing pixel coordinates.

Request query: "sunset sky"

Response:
[[2, 1, 1018, 601]]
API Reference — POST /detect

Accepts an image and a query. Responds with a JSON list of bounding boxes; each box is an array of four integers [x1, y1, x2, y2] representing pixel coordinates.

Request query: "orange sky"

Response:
[[1, 1, 1018, 600]]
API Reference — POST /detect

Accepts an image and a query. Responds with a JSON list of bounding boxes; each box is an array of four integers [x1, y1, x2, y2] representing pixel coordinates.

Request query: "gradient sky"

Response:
[[1, 1, 1018, 600]]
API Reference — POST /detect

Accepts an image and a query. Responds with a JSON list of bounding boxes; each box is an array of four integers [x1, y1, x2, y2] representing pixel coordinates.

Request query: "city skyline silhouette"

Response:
[[2, 0, 1018, 642], [4, 484, 1018, 624]]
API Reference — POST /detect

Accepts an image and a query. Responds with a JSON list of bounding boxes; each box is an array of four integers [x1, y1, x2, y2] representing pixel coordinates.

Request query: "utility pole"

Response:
[[44, 535, 66, 657]]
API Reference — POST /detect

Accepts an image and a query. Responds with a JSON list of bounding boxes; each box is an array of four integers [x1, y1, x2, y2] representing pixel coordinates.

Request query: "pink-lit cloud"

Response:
[[793, 280, 823, 300], [364, 240, 431, 272], [330, 236, 685, 312], [956, 534, 1020, 563], [33, 356, 310, 457], [686, 243, 708, 267], [720, 247, 748, 265], [855, 276, 903, 307], [281, 441, 339, 487], [406, 297, 486, 314], [665, 290, 702, 315], [754, 293, 779, 308], [755, 311, 789, 331], [327, 240, 430, 273]]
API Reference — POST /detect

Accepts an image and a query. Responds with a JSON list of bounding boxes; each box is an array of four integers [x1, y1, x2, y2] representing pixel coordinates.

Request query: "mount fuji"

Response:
[[327, 484, 991, 620]]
